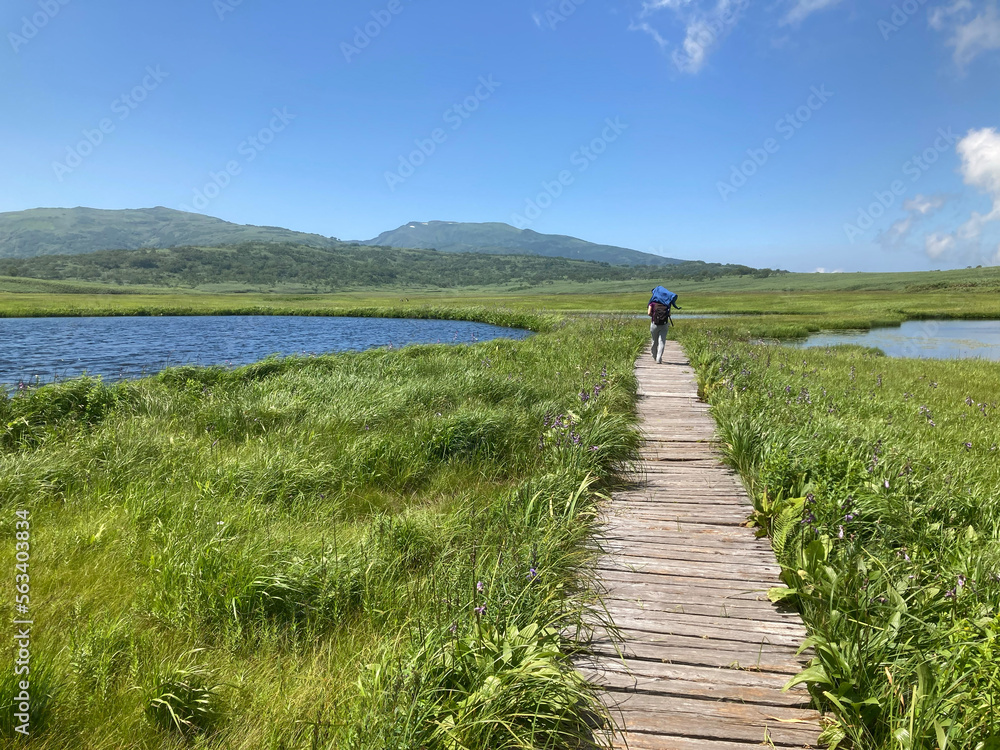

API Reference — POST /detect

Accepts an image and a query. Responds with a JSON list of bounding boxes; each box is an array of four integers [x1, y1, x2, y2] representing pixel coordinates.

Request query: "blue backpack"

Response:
[[649, 286, 678, 309], [649, 286, 678, 326]]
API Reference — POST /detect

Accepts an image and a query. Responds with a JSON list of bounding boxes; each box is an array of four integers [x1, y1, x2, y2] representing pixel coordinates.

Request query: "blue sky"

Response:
[[1, 0, 999, 272]]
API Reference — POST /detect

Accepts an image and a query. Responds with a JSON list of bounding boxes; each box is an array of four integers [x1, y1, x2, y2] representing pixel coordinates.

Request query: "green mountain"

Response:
[[0, 209, 684, 268], [0, 207, 341, 259], [0, 242, 772, 292], [362, 221, 684, 266]]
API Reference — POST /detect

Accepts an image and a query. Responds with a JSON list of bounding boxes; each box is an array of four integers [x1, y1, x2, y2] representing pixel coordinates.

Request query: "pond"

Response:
[[0, 315, 532, 388], [797, 319, 1000, 361]]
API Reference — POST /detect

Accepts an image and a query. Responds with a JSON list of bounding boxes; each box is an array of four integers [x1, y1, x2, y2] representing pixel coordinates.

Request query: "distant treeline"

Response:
[[0, 242, 784, 290]]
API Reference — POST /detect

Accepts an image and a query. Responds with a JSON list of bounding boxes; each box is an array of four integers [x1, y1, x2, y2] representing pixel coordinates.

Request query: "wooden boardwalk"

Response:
[[579, 341, 823, 749]]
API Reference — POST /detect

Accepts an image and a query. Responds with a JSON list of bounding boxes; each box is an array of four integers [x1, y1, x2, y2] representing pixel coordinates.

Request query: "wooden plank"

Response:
[[597, 543, 780, 565], [611, 734, 810, 750], [597, 564, 781, 588], [599, 555, 782, 579], [596, 536, 774, 556], [588, 634, 806, 674], [600, 692, 822, 746], [595, 568, 782, 597], [578, 660, 810, 708], [603, 611, 806, 648], [602, 520, 762, 537], [600, 595, 799, 624]]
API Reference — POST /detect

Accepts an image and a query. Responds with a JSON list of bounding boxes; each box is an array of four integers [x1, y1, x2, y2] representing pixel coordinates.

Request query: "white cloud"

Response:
[[879, 194, 949, 249], [630, 20, 670, 48], [929, 0, 974, 29], [953, 127, 1000, 244], [782, 0, 845, 26], [633, 0, 748, 74], [675, 18, 715, 72], [919, 128, 1000, 262], [925, 233, 957, 258], [643, 0, 692, 9], [905, 194, 949, 215], [631, 0, 849, 72], [929, 0, 1000, 69], [959, 127, 1000, 198]]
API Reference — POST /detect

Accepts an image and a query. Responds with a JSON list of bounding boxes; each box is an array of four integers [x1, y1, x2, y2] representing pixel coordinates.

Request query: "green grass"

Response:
[[3, 269, 1000, 747], [3, 264, 1000, 320], [0, 312, 647, 748], [678, 317, 1000, 749]]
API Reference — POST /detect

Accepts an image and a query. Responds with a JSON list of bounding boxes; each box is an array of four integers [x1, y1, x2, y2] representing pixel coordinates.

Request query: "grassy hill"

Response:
[[1, 209, 685, 268], [0, 207, 342, 259], [362, 220, 684, 266], [0, 242, 774, 292]]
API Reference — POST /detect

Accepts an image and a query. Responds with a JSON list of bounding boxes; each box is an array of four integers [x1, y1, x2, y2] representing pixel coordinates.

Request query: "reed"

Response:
[[0, 312, 645, 748]]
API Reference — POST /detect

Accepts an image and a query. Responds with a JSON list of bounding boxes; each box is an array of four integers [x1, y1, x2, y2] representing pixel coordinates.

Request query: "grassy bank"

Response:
[[0, 313, 646, 748], [677, 318, 1000, 749], [4, 268, 1000, 319]]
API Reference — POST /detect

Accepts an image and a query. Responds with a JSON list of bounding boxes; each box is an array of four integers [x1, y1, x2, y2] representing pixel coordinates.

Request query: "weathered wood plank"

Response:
[[610, 734, 811, 750], [588, 634, 806, 674], [603, 617, 806, 651], [578, 660, 810, 707], [597, 543, 779, 565], [601, 692, 822, 746], [596, 568, 783, 597], [600, 594, 800, 624], [600, 607, 809, 641], [599, 555, 782, 579]]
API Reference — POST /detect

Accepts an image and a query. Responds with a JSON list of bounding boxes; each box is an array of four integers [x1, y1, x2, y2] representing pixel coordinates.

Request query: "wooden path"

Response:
[[579, 341, 823, 749]]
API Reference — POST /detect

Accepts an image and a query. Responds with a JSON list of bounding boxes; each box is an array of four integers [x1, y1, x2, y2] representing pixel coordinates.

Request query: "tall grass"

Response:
[[680, 319, 1000, 749], [4, 271, 1000, 318], [0, 313, 645, 748]]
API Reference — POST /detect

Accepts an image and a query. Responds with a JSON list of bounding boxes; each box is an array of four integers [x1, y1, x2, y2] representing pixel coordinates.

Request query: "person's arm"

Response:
[[648, 303, 655, 318]]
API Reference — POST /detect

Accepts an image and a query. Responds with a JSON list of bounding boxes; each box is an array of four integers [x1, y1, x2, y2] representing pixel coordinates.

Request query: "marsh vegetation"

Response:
[[0, 313, 645, 748], [681, 317, 1000, 748]]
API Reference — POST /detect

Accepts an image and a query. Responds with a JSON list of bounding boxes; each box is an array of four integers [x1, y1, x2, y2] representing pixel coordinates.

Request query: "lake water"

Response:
[[797, 320, 1000, 361], [0, 315, 532, 388]]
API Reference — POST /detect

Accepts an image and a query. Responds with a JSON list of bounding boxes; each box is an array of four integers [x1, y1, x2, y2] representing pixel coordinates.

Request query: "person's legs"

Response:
[[650, 322, 666, 363]]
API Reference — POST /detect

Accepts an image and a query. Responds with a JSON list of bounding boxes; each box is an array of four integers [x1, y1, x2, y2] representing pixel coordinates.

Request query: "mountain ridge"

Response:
[[361, 220, 683, 266], [0, 208, 681, 267], [0, 207, 341, 259]]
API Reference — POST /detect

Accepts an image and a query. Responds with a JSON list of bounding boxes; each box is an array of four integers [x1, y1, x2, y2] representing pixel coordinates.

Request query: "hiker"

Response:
[[647, 286, 680, 364]]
